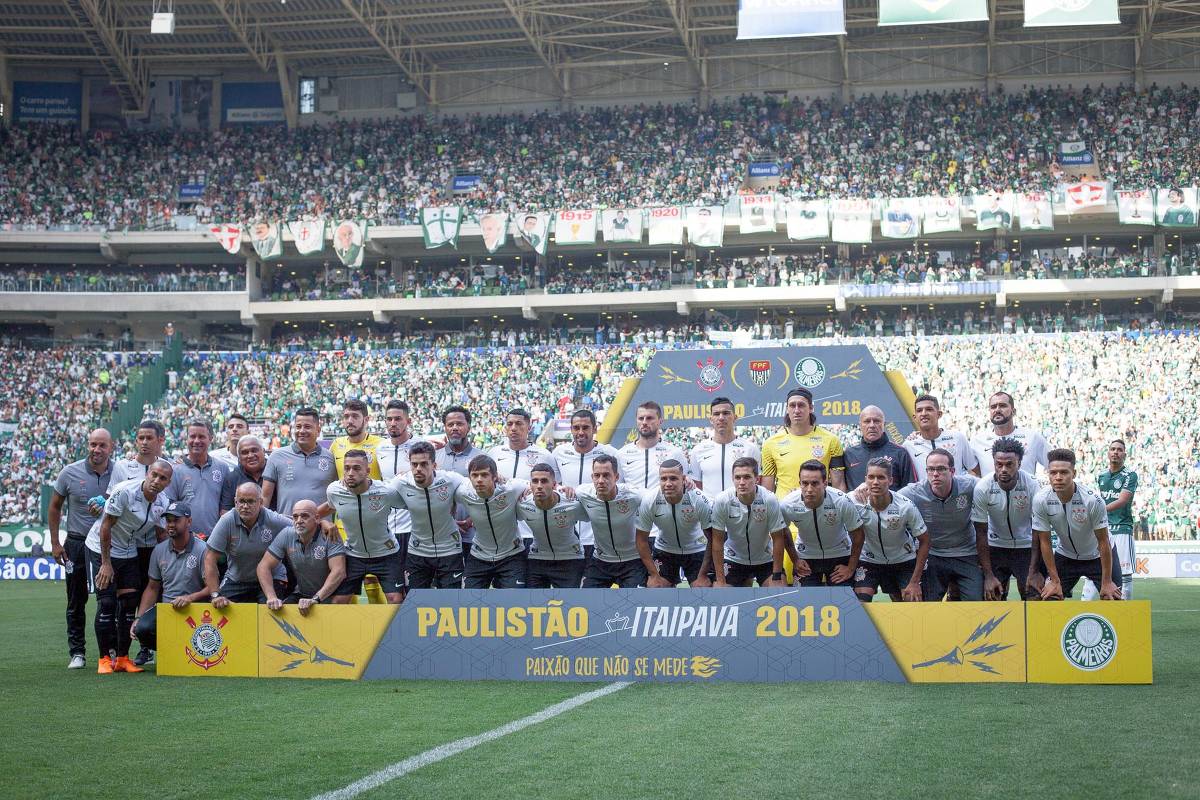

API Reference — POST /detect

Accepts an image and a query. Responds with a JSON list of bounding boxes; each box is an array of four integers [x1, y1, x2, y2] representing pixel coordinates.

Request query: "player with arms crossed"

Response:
[[576, 454, 647, 588], [853, 458, 929, 602], [709, 457, 789, 587], [781, 460, 865, 587]]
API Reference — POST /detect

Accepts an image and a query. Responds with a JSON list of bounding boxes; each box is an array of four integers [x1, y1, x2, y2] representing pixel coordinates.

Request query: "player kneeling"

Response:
[[258, 500, 346, 614], [853, 459, 930, 602]]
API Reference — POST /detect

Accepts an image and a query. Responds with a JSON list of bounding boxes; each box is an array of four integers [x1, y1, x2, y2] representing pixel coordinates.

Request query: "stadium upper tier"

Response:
[[2, 86, 1199, 230]]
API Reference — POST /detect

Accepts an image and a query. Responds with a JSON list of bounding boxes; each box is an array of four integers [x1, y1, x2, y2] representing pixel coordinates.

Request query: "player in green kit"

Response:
[[1084, 440, 1137, 600]]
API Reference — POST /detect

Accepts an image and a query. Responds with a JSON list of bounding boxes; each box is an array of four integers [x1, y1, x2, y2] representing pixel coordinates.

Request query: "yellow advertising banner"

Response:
[[866, 602, 1027, 683], [1026, 601, 1152, 684], [156, 603, 260, 678], [258, 604, 397, 680]]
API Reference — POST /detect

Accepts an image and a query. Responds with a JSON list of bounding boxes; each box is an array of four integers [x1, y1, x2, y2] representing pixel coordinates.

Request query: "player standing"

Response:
[[709, 457, 789, 587], [436, 405, 483, 559], [902, 394, 979, 481], [209, 414, 249, 468], [395, 441, 467, 589], [636, 460, 714, 588], [688, 397, 761, 499], [1084, 440, 1138, 600], [617, 401, 687, 491], [576, 454, 647, 588], [971, 438, 1040, 600], [970, 391, 1050, 476], [780, 461, 865, 587], [551, 409, 620, 567], [322, 451, 406, 603], [762, 388, 846, 494], [519, 463, 586, 588], [330, 400, 383, 479]]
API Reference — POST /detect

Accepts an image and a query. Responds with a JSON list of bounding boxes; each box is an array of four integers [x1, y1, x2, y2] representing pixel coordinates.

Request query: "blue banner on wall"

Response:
[[0, 557, 66, 580], [178, 183, 206, 201], [737, 0, 846, 39], [221, 82, 285, 124], [14, 81, 82, 124], [749, 162, 781, 177], [451, 175, 481, 192]]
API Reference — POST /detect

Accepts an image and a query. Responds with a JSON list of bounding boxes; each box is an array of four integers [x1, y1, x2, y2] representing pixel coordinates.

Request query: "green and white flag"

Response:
[[881, 198, 921, 238], [1018, 192, 1054, 231], [973, 193, 1015, 231], [1116, 190, 1155, 225], [785, 199, 829, 240], [879, 0, 987, 26], [739, 194, 776, 234], [249, 221, 283, 261], [287, 218, 326, 255], [516, 212, 551, 255], [1025, 0, 1118, 28], [831, 198, 872, 243], [332, 219, 367, 268], [478, 212, 509, 253], [687, 205, 726, 248], [421, 206, 463, 249], [646, 207, 684, 245], [921, 197, 961, 233], [1156, 188, 1198, 228], [601, 209, 643, 243], [554, 209, 598, 245]]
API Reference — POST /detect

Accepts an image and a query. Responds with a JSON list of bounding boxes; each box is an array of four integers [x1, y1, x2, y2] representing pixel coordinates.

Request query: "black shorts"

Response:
[[86, 550, 141, 597], [989, 546, 1038, 599], [219, 579, 281, 603], [136, 546, 154, 589], [528, 559, 584, 589], [407, 553, 465, 589], [582, 558, 647, 589], [465, 551, 527, 589], [724, 561, 773, 587], [923, 554, 984, 601], [853, 561, 916, 596], [338, 552, 405, 596], [797, 555, 852, 587], [1055, 552, 1123, 598], [653, 549, 705, 587]]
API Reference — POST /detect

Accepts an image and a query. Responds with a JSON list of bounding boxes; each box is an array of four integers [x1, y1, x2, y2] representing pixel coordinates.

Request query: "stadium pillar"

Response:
[[1153, 233, 1166, 273], [0, 49, 11, 128], [275, 47, 298, 129], [210, 79, 222, 131], [245, 256, 263, 300], [79, 78, 90, 134]]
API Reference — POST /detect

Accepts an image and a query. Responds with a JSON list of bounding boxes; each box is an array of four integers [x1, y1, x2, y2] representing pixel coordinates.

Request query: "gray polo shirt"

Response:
[[263, 443, 337, 514], [897, 475, 979, 558], [206, 508, 292, 586], [267, 527, 346, 597], [148, 535, 207, 601], [53, 458, 113, 537], [169, 454, 234, 536]]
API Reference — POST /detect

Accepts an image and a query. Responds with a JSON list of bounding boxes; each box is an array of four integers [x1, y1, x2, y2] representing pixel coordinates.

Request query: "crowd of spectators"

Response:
[[3, 85, 1200, 230], [0, 266, 243, 293]]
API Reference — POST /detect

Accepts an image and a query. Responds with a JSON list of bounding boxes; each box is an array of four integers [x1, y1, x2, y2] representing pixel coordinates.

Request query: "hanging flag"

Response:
[[737, 0, 846, 39], [478, 212, 509, 253], [687, 206, 726, 248], [554, 209, 598, 245], [879, 0, 987, 26], [515, 212, 551, 255], [1025, 0, 1119, 28], [831, 198, 872, 244], [601, 209, 643, 243], [1156, 188, 1199, 227], [287, 218, 326, 255], [1116, 190, 1155, 225], [1018, 192, 1055, 231], [921, 197, 961, 233], [332, 219, 367, 268], [647, 206, 685, 246], [1058, 141, 1094, 166], [249, 221, 283, 261], [785, 200, 829, 240], [881, 198, 922, 238], [973, 193, 1015, 231], [208, 224, 242, 255], [739, 194, 776, 235], [1064, 181, 1108, 211], [421, 206, 463, 249]]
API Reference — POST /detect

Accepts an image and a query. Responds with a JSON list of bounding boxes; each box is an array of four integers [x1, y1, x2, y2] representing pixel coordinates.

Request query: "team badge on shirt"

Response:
[[260, 529, 272, 542], [211, 471, 222, 483], [434, 485, 450, 502], [186, 555, 198, 570], [318, 459, 332, 472], [823, 509, 839, 525], [368, 495, 385, 512], [1071, 506, 1088, 524], [956, 495, 968, 510], [752, 505, 767, 521], [185, 610, 229, 670], [615, 500, 631, 514], [313, 546, 326, 559]]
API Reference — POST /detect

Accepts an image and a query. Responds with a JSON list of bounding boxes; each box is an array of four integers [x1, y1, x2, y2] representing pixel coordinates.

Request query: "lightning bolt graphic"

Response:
[[970, 661, 1001, 675], [830, 359, 864, 381], [311, 648, 355, 668], [270, 614, 310, 644], [964, 612, 1009, 646], [280, 659, 305, 672], [967, 643, 1014, 657], [267, 642, 307, 657], [658, 365, 692, 385], [912, 647, 963, 669]]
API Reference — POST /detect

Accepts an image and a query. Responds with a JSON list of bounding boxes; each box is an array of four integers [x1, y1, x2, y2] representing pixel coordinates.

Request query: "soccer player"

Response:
[[902, 394, 979, 481], [617, 400, 687, 491], [377, 400, 422, 585], [168, 417, 234, 539], [551, 408, 620, 566], [209, 413, 249, 468], [455, 455, 528, 588], [780, 460, 865, 587], [48, 428, 114, 669], [262, 408, 338, 514], [1084, 440, 1138, 600], [330, 399, 383, 479], [109, 419, 166, 485], [394, 441, 467, 589], [220, 435, 267, 514], [131, 501, 208, 654], [205, 483, 292, 606], [853, 458, 929, 602], [323, 450, 406, 603], [519, 463, 586, 588], [970, 391, 1049, 477], [1035, 449, 1122, 601], [688, 397, 761, 499], [436, 405, 484, 558], [85, 459, 173, 674], [897, 449, 984, 601], [636, 460, 714, 588], [762, 388, 846, 494], [259, 500, 346, 614], [843, 405, 916, 491], [709, 457, 789, 587], [971, 437, 1040, 600], [488, 408, 559, 560], [576, 454, 647, 588]]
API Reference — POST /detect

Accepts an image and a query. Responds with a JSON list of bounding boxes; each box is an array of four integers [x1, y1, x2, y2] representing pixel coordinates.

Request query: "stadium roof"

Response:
[[2, 0, 1198, 111]]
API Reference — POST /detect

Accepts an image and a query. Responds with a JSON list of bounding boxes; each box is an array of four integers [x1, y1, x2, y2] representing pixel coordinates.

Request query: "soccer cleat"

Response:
[[132, 648, 154, 666], [113, 656, 144, 673], [68, 655, 85, 669], [96, 656, 115, 674]]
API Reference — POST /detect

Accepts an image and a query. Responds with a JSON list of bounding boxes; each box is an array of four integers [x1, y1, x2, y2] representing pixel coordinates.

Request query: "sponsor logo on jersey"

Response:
[[695, 357, 726, 393], [185, 610, 229, 670], [749, 359, 772, 387], [1061, 613, 1117, 671], [794, 357, 826, 388]]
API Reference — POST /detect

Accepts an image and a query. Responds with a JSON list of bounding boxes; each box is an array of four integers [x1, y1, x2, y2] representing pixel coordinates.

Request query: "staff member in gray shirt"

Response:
[[205, 483, 292, 605], [131, 502, 208, 653], [48, 428, 114, 669], [220, 435, 267, 514], [168, 417, 234, 539], [259, 499, 346, 615], [263, 408, 337, 514]]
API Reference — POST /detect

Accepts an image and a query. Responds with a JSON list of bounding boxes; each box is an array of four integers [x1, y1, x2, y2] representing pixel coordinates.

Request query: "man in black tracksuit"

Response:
[[844, 406, 917, 491]]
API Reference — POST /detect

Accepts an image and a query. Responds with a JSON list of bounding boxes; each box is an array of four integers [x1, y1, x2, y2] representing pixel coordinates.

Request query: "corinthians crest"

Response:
[[185, 610, 230, 670], [696, 357, 726, 393]]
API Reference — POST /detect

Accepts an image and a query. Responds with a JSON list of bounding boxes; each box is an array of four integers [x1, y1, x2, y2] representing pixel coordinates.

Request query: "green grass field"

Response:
[[2, 580, 1197, 800]]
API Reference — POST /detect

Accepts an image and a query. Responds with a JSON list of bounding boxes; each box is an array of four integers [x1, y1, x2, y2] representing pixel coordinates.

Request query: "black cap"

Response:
[[164, 501, 191, 518]]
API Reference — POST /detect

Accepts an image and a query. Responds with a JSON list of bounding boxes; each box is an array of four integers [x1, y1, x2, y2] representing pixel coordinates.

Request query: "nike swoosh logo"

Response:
[[452, 572, 463, 579], [777, 451, 790, 456]]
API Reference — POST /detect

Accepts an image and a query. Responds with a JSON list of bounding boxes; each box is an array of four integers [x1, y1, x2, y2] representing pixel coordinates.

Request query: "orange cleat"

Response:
[[97, 656, 115, 674], [113, 656, 144, 673]]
